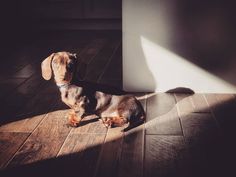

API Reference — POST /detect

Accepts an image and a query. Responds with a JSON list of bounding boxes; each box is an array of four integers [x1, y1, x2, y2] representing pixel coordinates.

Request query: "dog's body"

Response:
[[41, 52, 145, 129]]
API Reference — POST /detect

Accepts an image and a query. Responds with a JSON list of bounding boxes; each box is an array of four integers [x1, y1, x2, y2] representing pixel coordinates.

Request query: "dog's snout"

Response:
[[59, 75, 65, 79]]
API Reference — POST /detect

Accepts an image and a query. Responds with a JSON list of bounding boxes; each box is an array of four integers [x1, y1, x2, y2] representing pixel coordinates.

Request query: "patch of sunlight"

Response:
[[139, 36, 236, 93]]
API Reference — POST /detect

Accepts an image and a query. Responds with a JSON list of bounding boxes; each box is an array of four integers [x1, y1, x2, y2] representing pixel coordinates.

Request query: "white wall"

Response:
[[122, 0, 236, 93]]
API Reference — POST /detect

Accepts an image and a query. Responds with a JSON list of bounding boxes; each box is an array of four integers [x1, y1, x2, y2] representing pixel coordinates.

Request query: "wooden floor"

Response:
[[0, 31, 236, 177]]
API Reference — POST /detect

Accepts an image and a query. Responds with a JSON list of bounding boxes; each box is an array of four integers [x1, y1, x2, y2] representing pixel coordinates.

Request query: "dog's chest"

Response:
[[60, 86, 83, 108]]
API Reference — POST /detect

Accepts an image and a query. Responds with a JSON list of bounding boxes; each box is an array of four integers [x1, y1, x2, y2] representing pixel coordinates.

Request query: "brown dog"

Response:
[[41, 52, 145, 130]]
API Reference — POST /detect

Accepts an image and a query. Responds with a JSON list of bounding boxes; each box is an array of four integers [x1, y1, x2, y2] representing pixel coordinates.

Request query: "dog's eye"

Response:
[[67, 62, 74, 71]]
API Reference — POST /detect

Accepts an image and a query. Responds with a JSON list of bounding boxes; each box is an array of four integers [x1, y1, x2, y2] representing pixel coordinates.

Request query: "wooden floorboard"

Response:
[[205, 94, 236, 134], [145, 93, 182, 135], [0, 78, 26, 99], [146, 93, 176, 120], [79, 39, 107, 64], [0, 51, 30, 79], [85, 39, 121, 83], [180, 113, 220, 146], [0, 132, 30, 169], [190, 94, 210, 113], [180, 94, 236, 177], [98, 44, 122, 88], [12, 64, 36, 79], [58, 133, 106, 177], [118, 125, 144, 177], [95, 127, 124, 177], [0, 82, 60, 132], [1, 74, 45, 114], [1, 31, 236, 177], [7, 109, 71, 168], [144, 135, 186, 177], [175, 93, 195, 116]]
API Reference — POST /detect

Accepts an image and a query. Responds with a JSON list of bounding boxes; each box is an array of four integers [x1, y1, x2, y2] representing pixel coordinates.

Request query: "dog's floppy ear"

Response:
[[41, 53, 55, 80]]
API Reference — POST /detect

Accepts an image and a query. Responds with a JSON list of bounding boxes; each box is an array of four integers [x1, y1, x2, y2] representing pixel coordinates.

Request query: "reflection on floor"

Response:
[[0, 31, 236, 177]]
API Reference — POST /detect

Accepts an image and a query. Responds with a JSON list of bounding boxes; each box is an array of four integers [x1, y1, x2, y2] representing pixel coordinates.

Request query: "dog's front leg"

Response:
[[68, 106, 85, 127], [67, 108, 84, 127], [67, 109, 80, 127]]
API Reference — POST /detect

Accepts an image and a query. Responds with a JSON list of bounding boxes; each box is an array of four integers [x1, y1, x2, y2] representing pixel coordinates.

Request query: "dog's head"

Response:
[[41, 52, 79, 85]]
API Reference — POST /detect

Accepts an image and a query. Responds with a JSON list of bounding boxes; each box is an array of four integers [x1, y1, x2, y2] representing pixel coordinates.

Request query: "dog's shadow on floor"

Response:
[[74, 116, 100, 128]]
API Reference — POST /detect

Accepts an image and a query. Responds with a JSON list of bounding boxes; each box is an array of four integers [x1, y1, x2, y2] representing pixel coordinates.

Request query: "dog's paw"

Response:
[[99, 118, 112, 128], [68, 120, 79, 127], [68, 114, 81, 127]]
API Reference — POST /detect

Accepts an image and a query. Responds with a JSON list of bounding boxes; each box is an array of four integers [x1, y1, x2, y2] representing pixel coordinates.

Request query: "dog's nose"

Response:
[[58, 76, 66, 81]]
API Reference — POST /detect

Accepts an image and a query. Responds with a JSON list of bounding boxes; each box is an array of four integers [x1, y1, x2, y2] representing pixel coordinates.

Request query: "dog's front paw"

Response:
[[68, 113, 81, 127]]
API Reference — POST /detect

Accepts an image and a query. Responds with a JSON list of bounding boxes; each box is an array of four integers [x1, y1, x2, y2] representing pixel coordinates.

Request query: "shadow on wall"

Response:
[[123, 0, 236, 93], [172, 0, 236, 75]]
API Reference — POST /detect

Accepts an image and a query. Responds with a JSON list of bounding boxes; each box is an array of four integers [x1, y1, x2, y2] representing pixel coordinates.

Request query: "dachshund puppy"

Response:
[[41, 52, 145, 130]]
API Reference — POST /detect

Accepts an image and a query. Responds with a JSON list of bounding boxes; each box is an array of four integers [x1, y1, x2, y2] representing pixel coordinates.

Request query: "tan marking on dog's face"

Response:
[[51, 52, 76, 85]]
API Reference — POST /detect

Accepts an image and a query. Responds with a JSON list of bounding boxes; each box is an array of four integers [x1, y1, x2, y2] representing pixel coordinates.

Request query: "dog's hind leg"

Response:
[[123, 115, 145, 132], [99, 116, 128, 128]]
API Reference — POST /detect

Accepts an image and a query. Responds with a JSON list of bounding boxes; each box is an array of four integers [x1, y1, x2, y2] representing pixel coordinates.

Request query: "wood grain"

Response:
[[146, 93, 176, 121], [58, 133, 106, 177], [85, 39, 120, 83], [118, 125, 144, 177], [7, 109, 71, 167], [1, 74, 46, 117], [14, 73, 45, 98], [146, 93, 181, 135], [204, 93, 236, 173], [95, 127, 124, 177], [180, 112, 228, 177], [79, 39, 107, 64], [190, 94, 210, 113], [0, 82, 59, 132], [175, 93, 194, 116], [0, 132, 30, 169], [146, 106, 182, 135], [0, 78, 26, 99], [98, 44, 122, 88], [13, 64, 35, 78], [0, 51, 30, 79], [205, 94, 236, 134], [144, 135, 187, 177], [180, 113, 220, 147]]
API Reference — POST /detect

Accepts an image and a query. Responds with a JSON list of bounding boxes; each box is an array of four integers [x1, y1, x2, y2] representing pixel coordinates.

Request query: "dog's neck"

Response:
[[56, 83, 70, 90]]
